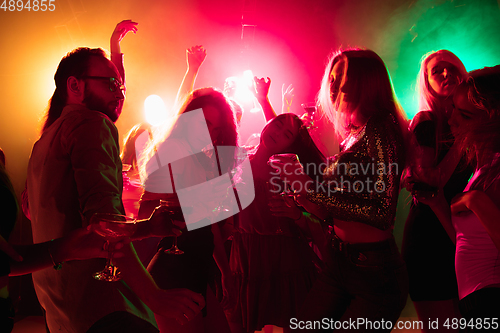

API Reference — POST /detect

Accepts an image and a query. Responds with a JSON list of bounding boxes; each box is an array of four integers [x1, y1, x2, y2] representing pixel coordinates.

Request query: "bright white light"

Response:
[[224, 70, 264, 113], [234, 85, 255, 105], [144, 95, 168, 126], [243, 70, 254, 87], [225, 70, 255, 106]]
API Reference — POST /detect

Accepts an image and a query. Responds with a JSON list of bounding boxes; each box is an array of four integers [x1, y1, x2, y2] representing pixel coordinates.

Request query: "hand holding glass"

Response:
[[90, 213, 138, 282], [158, 199, 185, 255]]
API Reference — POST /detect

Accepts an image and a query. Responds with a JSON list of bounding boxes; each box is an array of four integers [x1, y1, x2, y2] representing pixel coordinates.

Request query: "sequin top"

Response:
[[307, 113, 404, 230]]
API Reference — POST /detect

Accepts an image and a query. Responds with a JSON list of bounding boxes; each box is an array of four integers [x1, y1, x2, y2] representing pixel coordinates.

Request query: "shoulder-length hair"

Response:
[[42, 47, 108, 134], [417, 50, 467, 112]]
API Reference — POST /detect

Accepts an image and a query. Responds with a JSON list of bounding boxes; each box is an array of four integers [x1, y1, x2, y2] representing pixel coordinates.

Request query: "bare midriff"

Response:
[[333, 219, 393, 243]]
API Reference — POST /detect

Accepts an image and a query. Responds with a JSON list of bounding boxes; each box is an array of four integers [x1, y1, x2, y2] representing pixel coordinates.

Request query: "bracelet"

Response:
[[48, 240, 63, 271]]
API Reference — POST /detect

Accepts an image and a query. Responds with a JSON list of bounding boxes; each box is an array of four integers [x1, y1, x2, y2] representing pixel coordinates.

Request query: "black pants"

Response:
[[297, 236, 408, 332], [458, 287, 500, 332]]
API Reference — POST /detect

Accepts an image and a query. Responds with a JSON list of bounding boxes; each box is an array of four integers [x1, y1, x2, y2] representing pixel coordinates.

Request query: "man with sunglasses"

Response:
[[26, 43, 204, 333]]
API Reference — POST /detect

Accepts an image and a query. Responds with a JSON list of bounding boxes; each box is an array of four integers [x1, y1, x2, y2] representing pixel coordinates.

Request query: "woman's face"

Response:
[[330, 58, 346, 105], [203, 105, 223, 142], [426, 56, 461, 98], [449, 84, 486, 138], [261, 116, 299, 154], [330, 58, 356, 115]]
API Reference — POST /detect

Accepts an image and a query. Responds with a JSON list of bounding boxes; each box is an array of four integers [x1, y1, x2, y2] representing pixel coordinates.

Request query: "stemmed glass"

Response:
[[300, 102, 318, 130], [90, 213, 138, 282], [159, 199, 185, 255]]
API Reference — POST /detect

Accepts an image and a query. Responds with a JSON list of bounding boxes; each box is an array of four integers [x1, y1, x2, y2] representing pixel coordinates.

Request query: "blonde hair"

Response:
[[417, 50, 467, 112]]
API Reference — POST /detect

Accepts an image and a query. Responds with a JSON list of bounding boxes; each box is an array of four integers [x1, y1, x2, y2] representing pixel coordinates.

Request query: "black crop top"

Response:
[[307, 113, 405, 230]]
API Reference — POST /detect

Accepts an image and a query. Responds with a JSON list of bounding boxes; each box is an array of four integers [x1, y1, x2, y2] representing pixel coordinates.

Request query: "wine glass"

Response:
[[159, 199, 185, 255], [90, 213, 138, 282]]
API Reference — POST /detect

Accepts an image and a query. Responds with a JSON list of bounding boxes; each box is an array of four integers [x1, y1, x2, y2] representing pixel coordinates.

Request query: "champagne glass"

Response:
[[270, 153, 302, 200], [159, 199, 185, 255], [301, 102, 318, 130], [90, 213, 138, 282]]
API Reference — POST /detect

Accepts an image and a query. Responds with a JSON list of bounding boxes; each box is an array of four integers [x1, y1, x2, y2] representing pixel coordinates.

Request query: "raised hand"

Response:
[[253, 76, 271, 101], [282, 83, 295, 113], [187, 45, 207, 72], [111, 20, 138, 45]]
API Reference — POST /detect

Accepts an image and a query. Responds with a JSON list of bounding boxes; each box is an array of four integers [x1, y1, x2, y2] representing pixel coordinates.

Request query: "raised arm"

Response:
[[281, 83, 294, 114], [175, 45, 207, 106], [252, 76, 277, 122], [110, 19, 138, 86]]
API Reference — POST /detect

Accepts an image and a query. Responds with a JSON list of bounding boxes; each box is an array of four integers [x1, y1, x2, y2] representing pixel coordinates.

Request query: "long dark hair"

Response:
[[42, 47, 108, 133]]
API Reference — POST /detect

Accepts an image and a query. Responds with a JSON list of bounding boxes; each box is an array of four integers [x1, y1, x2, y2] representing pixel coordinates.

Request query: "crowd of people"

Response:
[[1, 18, 500, 333]]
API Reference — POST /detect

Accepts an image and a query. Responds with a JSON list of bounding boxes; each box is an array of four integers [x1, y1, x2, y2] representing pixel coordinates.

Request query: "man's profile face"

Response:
[[82, 56, 125, 122]]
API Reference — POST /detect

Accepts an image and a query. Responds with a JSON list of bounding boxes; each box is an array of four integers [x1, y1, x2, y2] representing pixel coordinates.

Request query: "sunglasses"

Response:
[[80, 76, 125, 92]]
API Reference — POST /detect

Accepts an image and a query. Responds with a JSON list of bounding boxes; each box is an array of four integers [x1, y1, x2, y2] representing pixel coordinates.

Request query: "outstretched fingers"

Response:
[[112, 20, 138, 42]]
